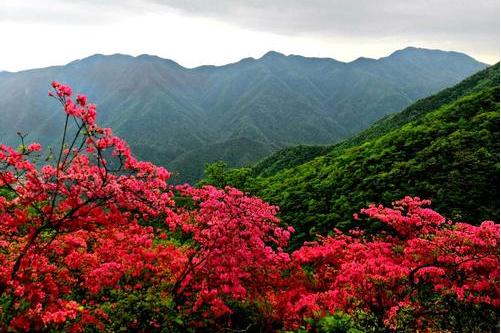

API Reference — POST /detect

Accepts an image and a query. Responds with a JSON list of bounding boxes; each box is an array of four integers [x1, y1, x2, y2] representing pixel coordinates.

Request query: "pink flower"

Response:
[[76, 94, 87, 106], [27, 143, 42, 152]]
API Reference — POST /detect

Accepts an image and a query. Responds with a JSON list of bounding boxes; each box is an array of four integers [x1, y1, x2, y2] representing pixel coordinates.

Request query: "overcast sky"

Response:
[[0, 0, 499, 71]]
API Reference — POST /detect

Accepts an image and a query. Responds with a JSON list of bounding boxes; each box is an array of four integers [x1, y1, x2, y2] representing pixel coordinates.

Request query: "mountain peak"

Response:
[[68, 53, 185, 70], [389, 46, 459, 57], [260, 51, 286, 59], [136, 54, 183, 68], [385, 47, 485, 65], [69, 53, 134, 65]]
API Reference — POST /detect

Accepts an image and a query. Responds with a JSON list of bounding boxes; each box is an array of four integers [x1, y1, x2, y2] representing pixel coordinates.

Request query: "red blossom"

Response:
[[0, 82, 292, 331], [27, 143, 42, 152], [274, 197, 499, 330]]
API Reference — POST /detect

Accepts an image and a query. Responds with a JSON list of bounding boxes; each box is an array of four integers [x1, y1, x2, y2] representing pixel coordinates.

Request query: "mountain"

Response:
[[233, 62, 501, 179], [0, 47, 488, 182], [201, 64, 500, 247]]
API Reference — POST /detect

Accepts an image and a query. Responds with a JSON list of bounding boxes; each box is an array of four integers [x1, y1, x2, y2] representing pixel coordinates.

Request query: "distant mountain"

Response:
[[203, 64, 499, 247], [0, 47, 488, 182]]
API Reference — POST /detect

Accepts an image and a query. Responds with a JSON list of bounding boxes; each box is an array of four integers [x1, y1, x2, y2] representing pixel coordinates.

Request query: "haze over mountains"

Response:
[[0, 47, 487, 182]]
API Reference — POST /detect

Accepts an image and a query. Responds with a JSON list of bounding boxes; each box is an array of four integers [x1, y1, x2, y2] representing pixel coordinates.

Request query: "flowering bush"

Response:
[[0, 82, 292, 331], [0, 82, 498, 332], [277, 197, 499, 331]]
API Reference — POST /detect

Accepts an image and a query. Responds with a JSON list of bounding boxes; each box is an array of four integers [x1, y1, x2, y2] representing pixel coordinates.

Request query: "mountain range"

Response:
[[0, 47, 488, 182]]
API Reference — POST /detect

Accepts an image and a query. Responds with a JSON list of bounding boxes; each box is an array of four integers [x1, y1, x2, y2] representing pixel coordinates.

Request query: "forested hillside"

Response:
[[202, 64, 500, 247], [0, 48, 486, 182]]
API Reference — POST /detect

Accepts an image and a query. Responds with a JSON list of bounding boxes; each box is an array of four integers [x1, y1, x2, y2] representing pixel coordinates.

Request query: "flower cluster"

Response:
[[276, 197, 499, 330], [0, 83, 291, 331], [173, 185, 292, 319]]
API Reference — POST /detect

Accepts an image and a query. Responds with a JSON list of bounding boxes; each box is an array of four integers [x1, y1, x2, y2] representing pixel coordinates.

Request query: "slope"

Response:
[[207, 64, 500, 247], [241, 63, 500, 179]]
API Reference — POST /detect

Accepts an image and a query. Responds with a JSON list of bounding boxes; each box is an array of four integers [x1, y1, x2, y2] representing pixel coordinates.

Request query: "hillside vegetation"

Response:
[[202, 64, 500, 247], [0, 81, 498, 332]]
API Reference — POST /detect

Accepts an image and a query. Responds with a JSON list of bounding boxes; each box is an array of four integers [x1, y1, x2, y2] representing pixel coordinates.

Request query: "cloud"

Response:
[[0, 0, 498, 71], [150, 0, 499, 39], [149, 0, 500, 63], [2, 0, 497, 39], [0, 0, 154, 25]]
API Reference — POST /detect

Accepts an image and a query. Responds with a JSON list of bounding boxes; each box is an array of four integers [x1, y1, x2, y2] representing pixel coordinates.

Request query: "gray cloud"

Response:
[[0, 0, 150, 25], [150, 0, 500, 61], [150, 0, 498, 37], [3, 0, 498, 38]]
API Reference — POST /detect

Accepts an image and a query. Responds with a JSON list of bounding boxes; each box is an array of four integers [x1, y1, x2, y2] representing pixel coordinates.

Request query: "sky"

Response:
[[0, 0, 499, 71]]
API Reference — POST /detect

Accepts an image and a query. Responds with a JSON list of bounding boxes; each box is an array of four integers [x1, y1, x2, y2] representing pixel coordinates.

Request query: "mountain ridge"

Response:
[[0, 47, 489, 182], [1, 46, 489, 74]]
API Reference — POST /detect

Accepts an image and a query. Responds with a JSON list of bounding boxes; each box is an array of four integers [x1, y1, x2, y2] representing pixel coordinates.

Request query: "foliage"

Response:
[[251, 145, 334, 178], [198, 161, 255, 191], [298, 312, 366, 333]]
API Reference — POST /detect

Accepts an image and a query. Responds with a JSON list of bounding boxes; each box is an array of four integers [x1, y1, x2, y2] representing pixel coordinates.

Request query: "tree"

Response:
[[0, 82, 292, 331]]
